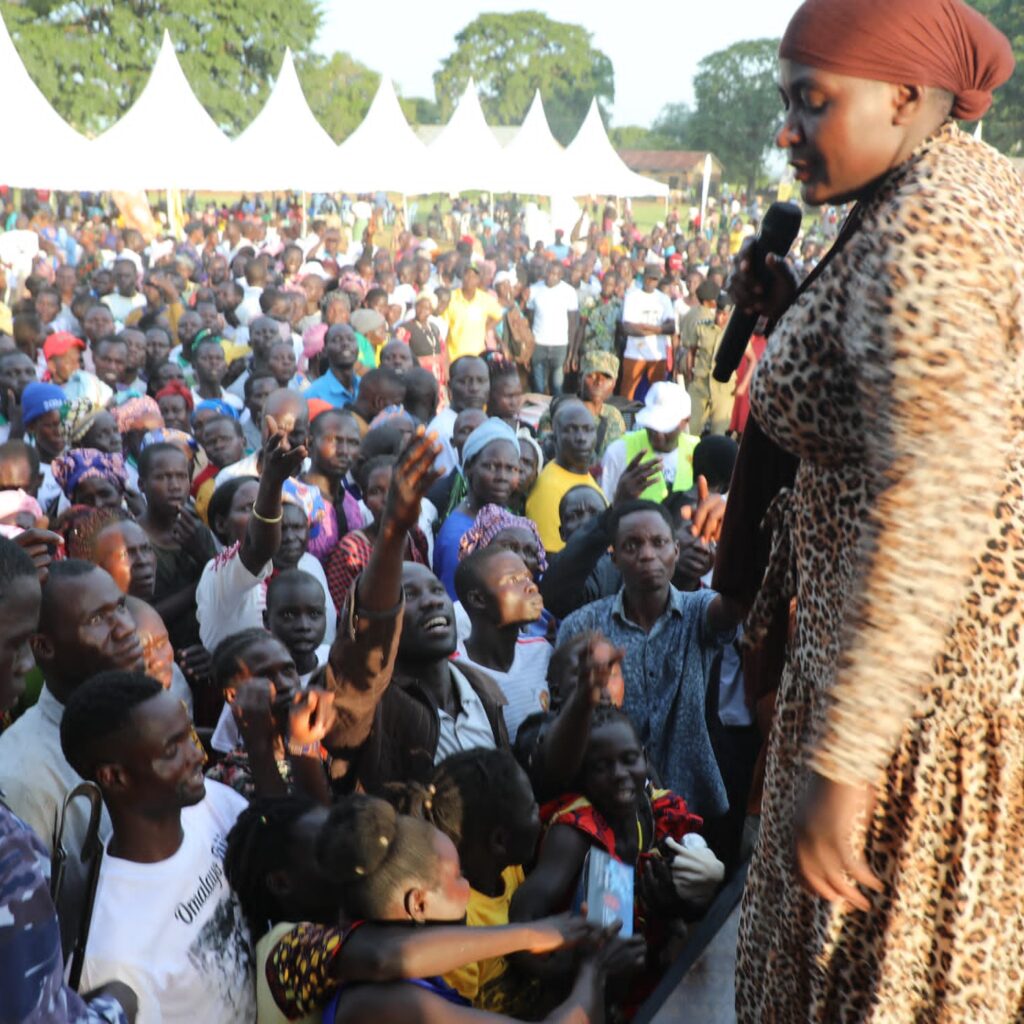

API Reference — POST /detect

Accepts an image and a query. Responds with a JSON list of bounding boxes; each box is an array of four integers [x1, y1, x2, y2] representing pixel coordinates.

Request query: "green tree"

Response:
[[297, 51, 380, 143], [608, 125, 674, 150], [971, 0, 1023, 154], [653, 103, 695, 147], [433, 11, 614, 145], [686, 39, 781, 194], [399, 96, 441, 127], [0, 0, 321, 135]]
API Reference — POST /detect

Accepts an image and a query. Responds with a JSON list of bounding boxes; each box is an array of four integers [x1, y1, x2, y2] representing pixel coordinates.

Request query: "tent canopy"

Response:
[[563, 99, 668, 198], [231, 49, 340, 194], [498, 91, 567, 196], [426, 80, 505, 194], [334, 76, 437, 195], [85, 31, 235, 192], [0, 12, 96, 190]]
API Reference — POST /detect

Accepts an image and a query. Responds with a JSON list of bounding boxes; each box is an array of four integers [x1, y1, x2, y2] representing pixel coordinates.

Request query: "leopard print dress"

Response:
[[735, 124, 1024, 1023]]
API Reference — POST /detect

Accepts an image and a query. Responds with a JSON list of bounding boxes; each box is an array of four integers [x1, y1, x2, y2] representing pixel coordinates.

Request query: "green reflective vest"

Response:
[[623, 428, 700, 502]]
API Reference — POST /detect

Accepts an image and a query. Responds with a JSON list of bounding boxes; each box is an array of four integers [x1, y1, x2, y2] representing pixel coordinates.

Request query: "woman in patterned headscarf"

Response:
[[51, 448, 128, 510], [714, 2, 1021, 1021]]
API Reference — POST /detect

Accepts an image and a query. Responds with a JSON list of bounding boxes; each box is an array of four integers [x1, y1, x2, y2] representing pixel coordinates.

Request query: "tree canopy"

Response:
[[685, 38, 781, 193], [0, 0, 322, 135], [433, 11, 614, 146], [297, 51, 380, 144], [971, 0, 1023, 154]]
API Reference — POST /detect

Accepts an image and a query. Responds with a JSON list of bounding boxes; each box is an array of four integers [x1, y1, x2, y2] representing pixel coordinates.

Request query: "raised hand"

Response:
[[230, 677, 277, 751], [287, 687, 337, 748], [383, 426, 443, 533], [12, 528, 63, 582], [682, 474, 727, 544], [262, 413, 307, 485], [613, 451, 663, 505], [576, 632, 625, 708]]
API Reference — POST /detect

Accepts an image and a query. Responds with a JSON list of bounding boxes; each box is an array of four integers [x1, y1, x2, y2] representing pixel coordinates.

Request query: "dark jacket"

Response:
[[319, 592, 509, 795]]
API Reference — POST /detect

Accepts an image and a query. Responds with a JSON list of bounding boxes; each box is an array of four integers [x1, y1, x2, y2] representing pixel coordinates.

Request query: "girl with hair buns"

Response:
[[224, 793, 620, 1024], [715, 0, 1023, 1020]]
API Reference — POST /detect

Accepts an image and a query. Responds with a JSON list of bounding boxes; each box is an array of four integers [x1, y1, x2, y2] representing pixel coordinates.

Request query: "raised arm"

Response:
[[239, 415, 306, 576], [323, 429, 441, 750]]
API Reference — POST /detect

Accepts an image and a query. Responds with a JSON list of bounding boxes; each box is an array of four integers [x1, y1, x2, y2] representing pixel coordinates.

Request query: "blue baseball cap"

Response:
[[22, 382, 69, 426]]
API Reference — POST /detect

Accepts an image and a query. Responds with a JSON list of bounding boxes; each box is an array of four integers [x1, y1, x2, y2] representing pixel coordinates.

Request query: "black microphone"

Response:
[[713, 201, 802, 383]]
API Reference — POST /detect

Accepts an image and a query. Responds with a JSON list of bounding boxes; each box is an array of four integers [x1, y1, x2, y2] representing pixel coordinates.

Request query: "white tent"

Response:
[[84, 31, 234, 192], [498, 91, 567, 196], [0, 12, 97, 190], [334, 76, 437, 195], [427, 80, 505, 194], [563, 99, 668, 198], [231, 49, 339, 193]]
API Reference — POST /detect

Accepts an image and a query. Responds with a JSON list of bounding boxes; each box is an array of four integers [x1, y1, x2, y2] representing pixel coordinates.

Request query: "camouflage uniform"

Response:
[[687, 313, 734, 436], [0, 799, 127, 1023]]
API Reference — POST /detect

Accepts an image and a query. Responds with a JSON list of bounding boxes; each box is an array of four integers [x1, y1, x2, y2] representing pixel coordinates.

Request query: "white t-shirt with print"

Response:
[[454, 636, 552, 741], [79, 781, 255, 1024], [527, 281, 579, 347]]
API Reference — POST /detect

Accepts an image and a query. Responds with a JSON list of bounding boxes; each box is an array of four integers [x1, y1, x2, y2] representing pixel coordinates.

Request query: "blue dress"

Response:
[[432, 509, 474, 598]]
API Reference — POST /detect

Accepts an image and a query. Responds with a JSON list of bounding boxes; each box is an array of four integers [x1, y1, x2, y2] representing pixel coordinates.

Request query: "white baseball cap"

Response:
[[634, 381, 692, 433]]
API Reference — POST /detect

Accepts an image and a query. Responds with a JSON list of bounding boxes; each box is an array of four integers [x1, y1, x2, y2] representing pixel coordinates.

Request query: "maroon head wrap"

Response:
[[780, 0, 1015, 121]]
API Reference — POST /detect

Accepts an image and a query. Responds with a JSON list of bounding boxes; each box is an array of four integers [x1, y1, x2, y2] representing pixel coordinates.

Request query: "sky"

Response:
[[315, 0, 804, 128]]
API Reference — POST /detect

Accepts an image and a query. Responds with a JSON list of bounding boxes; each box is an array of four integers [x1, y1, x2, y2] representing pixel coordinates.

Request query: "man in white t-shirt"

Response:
[[526, 262, 579, 396], [453, 547, 552, 741], [619, 263, 677, 400], [101, 259, 146, 327], [62, 673, 255, 1024]]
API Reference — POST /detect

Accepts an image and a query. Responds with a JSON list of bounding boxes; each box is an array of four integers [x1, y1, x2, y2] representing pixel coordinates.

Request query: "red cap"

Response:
[[43, 332, 86, 360], [667, 253, 683, 272], [306, 398, 334, 423]]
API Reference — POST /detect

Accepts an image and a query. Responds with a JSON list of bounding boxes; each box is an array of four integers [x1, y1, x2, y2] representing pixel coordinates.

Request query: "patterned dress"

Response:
[[735, 125, 1024, 1022]]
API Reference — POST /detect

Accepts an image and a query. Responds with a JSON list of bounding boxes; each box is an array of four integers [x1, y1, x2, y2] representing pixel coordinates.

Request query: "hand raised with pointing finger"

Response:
[[384, 426, 443, 532]]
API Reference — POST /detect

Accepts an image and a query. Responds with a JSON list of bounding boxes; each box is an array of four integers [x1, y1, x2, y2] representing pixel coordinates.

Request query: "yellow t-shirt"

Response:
[[526, 462, 605, 555], [444, 865, 525, 1010], [444, 288, 503, 361]]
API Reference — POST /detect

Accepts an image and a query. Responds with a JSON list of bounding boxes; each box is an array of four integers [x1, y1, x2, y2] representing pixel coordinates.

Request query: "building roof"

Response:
[[618, 150, 720, 174]]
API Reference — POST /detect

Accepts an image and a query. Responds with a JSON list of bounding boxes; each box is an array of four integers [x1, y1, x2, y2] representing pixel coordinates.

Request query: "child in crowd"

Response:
[[512, 706, 724, 1003]]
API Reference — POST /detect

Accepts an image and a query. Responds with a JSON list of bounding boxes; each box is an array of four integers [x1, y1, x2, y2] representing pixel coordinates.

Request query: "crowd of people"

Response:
[[4, 0, 1021, 1015], [0, 181, 785, 1023]]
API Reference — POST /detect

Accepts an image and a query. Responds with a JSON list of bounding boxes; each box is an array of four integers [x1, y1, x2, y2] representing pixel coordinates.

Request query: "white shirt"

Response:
[[601, 435, 680, 504], [101, 291, 146, 325], [79, 782, 255, 1024], [454, 637, 552, 741], [426, 406, 459, 475], [434, 664, 497, 763], [196, 544, 336, 654], [237, 286, 263, 327], [191, 387, 244, 413], [527, 281, 579, 347], [622, 287, 674, 361]]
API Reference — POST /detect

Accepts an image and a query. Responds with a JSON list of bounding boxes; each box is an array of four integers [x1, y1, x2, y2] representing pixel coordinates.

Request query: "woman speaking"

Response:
[[717, 0, 1021, 1020]]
